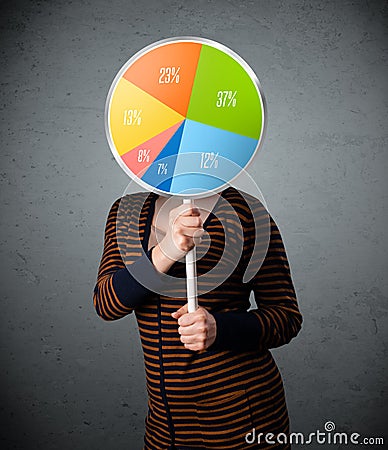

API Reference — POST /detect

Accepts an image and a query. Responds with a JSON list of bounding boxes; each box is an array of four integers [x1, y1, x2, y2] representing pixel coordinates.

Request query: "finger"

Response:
[[179, 216, 203, 228], [177, 323, 198, 336], [171, 303, 188, 319], [178, 308, 207, 326], [183, 206, 201, 216], [179, 334, 198, 345], [177, 205, 201, 217], [169, 206, 200, 229], [178, 311, 197, 327], [177, 227, 204, 238]]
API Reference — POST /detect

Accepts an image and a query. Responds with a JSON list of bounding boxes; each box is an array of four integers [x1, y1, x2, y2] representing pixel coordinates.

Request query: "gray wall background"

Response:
[[0, 0, 387, 449]]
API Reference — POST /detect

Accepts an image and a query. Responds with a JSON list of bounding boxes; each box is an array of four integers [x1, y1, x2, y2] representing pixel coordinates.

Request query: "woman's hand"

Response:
[[152, 204, 204, 273], [171, 304, 217, 351]]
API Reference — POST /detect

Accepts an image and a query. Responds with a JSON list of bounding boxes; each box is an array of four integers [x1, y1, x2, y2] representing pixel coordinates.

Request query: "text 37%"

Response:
[[216, 90, 237, 108]]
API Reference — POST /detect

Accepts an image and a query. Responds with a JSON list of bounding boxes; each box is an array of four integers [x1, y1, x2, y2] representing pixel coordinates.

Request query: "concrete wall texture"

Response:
[[0, 0, 387, 449]]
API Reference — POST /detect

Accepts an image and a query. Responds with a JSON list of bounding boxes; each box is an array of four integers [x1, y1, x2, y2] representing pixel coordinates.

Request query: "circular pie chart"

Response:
[[105, 37, 266, 197]]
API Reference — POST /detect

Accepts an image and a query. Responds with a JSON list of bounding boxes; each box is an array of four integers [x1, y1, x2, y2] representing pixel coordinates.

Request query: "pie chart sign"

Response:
[[105, 37, 266, 197]]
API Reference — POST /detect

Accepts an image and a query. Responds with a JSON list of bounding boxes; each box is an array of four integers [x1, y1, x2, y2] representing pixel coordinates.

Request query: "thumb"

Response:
[[171, 303, 188, 319]]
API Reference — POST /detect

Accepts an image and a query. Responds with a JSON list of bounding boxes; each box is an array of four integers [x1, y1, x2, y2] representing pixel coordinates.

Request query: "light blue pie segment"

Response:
[[170, 119, 258, 195]]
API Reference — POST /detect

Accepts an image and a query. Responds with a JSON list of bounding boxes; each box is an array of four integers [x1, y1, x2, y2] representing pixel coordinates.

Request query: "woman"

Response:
[[93, 186, 303, 449]]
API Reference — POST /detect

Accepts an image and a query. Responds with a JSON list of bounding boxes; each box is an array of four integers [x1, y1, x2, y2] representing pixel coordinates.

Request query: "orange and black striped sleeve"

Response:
[[210, 213, 303, 353], [93, 198, 165, 321], [250, 217, 303, 348], [247, 215, 303, 350]]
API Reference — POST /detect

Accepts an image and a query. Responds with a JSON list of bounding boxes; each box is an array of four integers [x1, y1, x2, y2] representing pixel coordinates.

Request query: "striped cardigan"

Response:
[[93, 187, 303, 449]]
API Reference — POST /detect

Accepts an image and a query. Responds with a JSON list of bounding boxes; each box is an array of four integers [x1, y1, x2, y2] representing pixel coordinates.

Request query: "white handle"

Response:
[[183, 199, 198, 312]]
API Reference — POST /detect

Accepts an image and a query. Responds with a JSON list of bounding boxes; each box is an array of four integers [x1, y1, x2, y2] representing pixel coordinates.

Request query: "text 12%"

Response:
[[200, 152, 219, 169]]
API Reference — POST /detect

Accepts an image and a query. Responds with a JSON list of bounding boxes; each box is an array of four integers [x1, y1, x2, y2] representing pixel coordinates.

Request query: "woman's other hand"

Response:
[[171, 303, 217, 351]]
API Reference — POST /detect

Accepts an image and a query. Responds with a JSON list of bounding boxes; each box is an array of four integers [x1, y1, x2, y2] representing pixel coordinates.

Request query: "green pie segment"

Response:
[[186, 44, 262, 139]]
